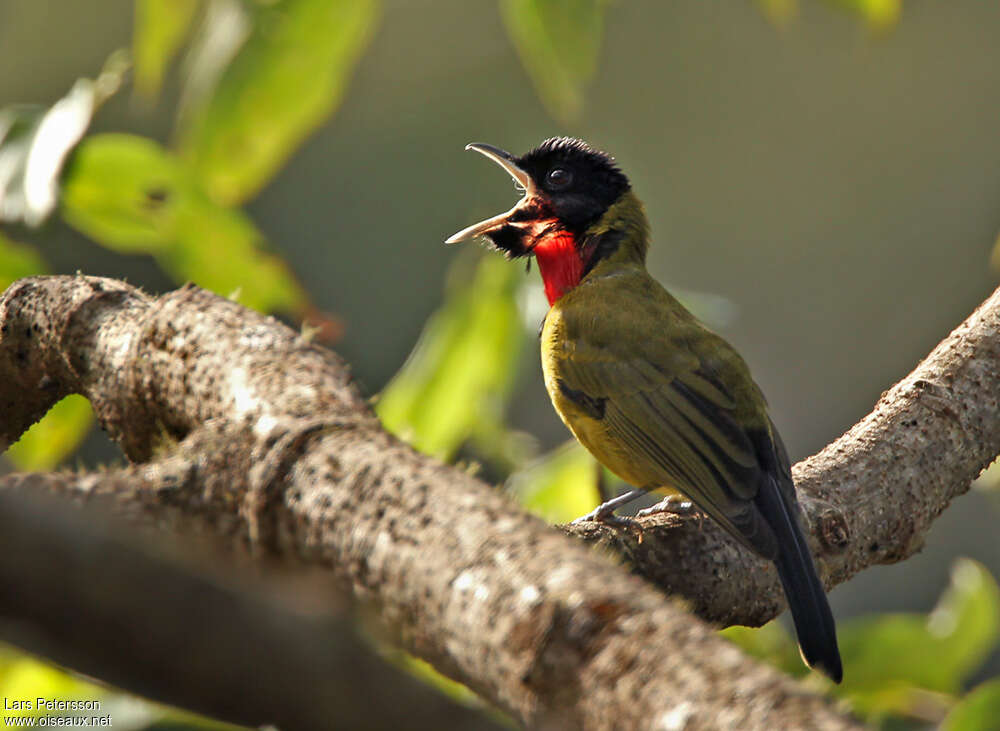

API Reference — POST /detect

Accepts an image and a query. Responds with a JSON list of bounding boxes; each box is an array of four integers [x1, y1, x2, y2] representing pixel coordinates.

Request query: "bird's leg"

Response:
[[571, 488, 647, 530]]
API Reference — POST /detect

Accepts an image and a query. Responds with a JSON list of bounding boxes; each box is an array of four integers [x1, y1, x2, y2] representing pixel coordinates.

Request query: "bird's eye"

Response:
[[546, 167, 572, 190]]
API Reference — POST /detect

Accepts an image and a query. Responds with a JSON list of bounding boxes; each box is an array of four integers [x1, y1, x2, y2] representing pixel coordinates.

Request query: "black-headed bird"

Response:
[[446, 137, 842, 682]]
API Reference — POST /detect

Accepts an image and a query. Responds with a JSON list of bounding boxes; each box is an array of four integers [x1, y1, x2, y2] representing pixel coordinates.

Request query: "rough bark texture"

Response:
[[4, 274, 993, 729]]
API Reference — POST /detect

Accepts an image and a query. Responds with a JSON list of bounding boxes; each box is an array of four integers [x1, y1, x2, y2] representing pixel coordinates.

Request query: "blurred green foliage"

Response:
[[507, 440, 600, 523], [177, 0, 378, 204], [727, 559, 1000, 728], [6, 396, 95, 472], [722, 620, 807, 679], [62, 134, 181, 253], [943, 678, 1000, 731], [838, 559, 999, 722], [0, 232, 46, 290], [378, 251, 524, 462], [63, 134, 306, 313], [0, 0, 994, 729], [501, 0, 609, 123], [133, 0, 201, 98]]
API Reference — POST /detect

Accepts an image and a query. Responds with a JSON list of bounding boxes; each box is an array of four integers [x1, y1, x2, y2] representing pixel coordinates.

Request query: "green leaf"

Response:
[[62, 134, 306, 314], [501, 0, 609, 122], [62, 134, 190, 252], [178, 0, 379, 204], [6, 395, 94, 471], [0, 232, 47, 290], [156, 210, 305, 314], [507, 440, 599, 523], [0, 52, 128, 227], [942, 679, 1000, 731], [133, 0, 202, 98], [836, 559, 1000, 718], [377, 252, 523, 461]]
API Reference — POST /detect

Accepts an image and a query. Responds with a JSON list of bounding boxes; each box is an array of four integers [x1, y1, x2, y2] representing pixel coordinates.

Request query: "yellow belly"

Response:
[[540, 338, 678, 496]]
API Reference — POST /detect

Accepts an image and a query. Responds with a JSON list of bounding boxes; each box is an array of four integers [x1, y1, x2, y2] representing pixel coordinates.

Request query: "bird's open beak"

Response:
[[445, 143, 537, 244]]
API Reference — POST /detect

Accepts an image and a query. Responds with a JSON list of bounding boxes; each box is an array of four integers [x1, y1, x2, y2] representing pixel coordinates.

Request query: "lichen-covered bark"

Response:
[[16, 273, 995, 728]]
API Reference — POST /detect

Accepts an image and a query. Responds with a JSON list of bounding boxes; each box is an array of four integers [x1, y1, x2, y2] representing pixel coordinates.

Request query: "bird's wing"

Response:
[[556, 331, 779, 558]]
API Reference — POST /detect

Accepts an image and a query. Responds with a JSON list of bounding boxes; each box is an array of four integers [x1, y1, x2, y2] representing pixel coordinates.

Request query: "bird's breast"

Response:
[[540, 308, 635, 483]]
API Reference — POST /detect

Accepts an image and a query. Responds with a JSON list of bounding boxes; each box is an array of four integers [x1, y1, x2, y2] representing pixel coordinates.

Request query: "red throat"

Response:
[[533, 230, 583, 305]]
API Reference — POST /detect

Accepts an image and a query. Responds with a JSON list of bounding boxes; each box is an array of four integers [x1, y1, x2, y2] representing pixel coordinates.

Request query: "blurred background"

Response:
[[2, 0, 1000, 728]]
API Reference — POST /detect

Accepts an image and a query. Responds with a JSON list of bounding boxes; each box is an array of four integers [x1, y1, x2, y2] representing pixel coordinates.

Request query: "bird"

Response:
[[446, 137, 842, 682]]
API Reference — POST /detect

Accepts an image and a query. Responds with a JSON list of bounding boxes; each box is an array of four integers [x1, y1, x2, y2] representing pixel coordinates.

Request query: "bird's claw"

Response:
[[572, 507, 644, 542], [635, 497, 705, 528]]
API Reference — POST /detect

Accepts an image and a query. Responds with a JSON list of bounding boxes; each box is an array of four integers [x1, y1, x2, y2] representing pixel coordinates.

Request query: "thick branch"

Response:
[[14, 273, 981, 728], [0, 487, 502, 731]]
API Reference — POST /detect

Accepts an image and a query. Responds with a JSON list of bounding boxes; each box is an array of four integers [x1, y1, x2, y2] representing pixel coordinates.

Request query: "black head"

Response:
[[446, 137, 631, 254], [514, 137, 630, 234]]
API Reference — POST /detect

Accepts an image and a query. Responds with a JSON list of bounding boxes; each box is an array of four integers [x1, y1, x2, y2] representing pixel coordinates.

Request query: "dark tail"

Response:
[[756, 477, 843, 683]]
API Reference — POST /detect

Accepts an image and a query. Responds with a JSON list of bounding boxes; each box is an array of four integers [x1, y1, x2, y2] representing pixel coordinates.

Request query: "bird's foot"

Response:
[[572, 506, 641, 531], [635, 496, 705, 527], [571, 488, 646, 540]]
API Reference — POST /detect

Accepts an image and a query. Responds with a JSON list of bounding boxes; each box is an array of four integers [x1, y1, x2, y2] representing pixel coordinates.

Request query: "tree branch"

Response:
[[0, 487, 503, 731], [13, 273, 988, 728]]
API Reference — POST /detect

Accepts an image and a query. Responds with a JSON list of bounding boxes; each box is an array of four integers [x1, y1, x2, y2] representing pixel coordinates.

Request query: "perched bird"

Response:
[[446, 137, 842, 682]]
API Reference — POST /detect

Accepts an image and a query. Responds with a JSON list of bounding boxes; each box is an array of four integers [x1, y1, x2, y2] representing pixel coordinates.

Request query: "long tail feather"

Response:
[[756, 477, 842, 683]]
